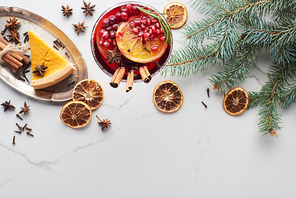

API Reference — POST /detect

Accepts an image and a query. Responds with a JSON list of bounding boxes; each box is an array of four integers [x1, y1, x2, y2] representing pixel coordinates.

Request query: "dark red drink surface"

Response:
[[91, 2, 172, 82]]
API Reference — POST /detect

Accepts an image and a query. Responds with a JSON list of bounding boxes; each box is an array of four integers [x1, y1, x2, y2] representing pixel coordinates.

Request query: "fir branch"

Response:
[[281, 84, 296, 109]]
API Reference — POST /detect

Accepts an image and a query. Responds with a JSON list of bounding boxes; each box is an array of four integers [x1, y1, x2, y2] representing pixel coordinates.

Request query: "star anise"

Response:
[[61, 5, 73, 17], [1, 100, 15, 112], [73, 21, 87, 35], [1, 16, 20, 35], [8, 29, 20, 44], [96, 115, 111, 131], [19, 101, 30, 115], [106, 47, 122, 64], [81, 1, 96, 16], [33, 62, 48, 77]]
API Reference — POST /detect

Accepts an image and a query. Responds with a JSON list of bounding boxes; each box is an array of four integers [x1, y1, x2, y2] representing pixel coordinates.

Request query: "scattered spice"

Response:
[[61, 5, 73, 17], [53, 45, 59, 50], [106, 47, 122, 64], [207, 88, 210, 98], [155, 61, 161, 68], [8, 29, 20, 44], [53, 39, 65, 49], [26, 132, 34, 137], [96, 115, 111, 131], [65, 52, 70, 58], [73, 21, 87, 35], [201, 101, 207, 108], [19, 101, 30, 115], [16, 123, 27, 132], [143, 46, 150, 53], [68, 80, 76, 87], [12, 136, 16, 145], [33, 62, 48, 77], [22, 69, 30, 84], [1, 16, 20, 35], [23, 31, 29, 43], [16, 114, 23, 120], [17, 76, 25, 81], [127, 49, 131, 52], [81, 1, 96, 16], [1, 100, 15, 112]]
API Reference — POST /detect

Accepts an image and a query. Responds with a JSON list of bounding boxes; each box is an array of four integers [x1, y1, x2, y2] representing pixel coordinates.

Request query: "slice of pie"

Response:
[[28, 31, 76, 89]]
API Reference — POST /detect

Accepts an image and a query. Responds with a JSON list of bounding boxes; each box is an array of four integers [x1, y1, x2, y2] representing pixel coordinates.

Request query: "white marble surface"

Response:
[[1, 0, 296, 197]]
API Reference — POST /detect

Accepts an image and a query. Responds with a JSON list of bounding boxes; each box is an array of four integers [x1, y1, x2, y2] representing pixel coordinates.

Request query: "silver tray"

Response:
[[0, 6, 88, 102]]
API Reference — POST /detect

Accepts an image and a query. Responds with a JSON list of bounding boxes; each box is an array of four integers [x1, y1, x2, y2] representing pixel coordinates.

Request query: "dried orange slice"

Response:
[[116, 15, 168, 64], [72, 79, 104, 110], [153, 80, 183, 113], [60, 101, 92, 129], [223, 87, 249, 116], [164, 2, 187, 29]]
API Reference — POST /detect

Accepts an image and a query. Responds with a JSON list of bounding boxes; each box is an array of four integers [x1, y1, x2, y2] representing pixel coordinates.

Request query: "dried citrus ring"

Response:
[[72, 79, 104, 110], [164, 2, 187, 29], [223, 87, 249, 116], [153, 80, 183, 113], [60, 101, 92, 129]]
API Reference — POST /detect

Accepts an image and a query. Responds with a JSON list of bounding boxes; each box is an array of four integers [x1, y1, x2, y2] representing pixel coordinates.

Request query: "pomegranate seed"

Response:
[[102, 31, 109, 40], [151, 26, 156, 34], [113, 39, 116, 46], [149, 29, 153, 35], [133, 27, 139, 33], [126, 4, 132, 10], [106, 26, 112, 32], [155, 22, 160, 29], [159, 28, 163, 33], [152, 18, 158, 23], [151, 46, 158, 52], [144, 28, 149, 33], [99, 38, 104, 45], [99, 29, 105, 36], [141, 19, 147, 25], [109, 30, 116, 39], [120, 6, 128, 13], [143, 33, 150, 38], [138, 32, 144, 37], [159, 36, 166, 41], [115, 12, 122, 22], [118, 30, 124, 36], [156, 29, 161, 34], [134, 19, 141, 26], [109, 15, 116, 25], [131, 6, 140, 15], [141, 16, 147, 21], [121, 12, 129, 21], [141, 24, 146, 29], [149, 34, 154, 40], [102, 19, 109, 28], [112, 24, 119, 31], [104, 41, 110, 47], [147, 18, 152, 26], [129, 22, 135, 29], [107, 38, 112, 43]]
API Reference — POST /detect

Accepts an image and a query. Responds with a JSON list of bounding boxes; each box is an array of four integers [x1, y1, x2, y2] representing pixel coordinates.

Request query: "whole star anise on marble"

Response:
[[61, 5, 73, 17], [1, 100, 15, 112], [19, 101, 30, 115], [81, 1, 96, 16], [33, 62, 48, 77], [73, 21, 87, 35], [8, 29, 20, 44], [96, 115, 111, 131], [106, 47, 122, 64]]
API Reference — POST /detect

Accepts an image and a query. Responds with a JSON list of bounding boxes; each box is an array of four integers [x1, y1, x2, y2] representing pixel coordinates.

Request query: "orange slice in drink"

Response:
[[116, 15, 168, 64], [223, 87, 249, 116]]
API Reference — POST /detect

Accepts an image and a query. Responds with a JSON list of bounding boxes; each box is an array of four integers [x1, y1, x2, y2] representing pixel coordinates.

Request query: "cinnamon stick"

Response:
[[113, 67, 126, 87], [126, 69, 134, 92], [110, 67, 120, 88], [139, 66, 151, 83]]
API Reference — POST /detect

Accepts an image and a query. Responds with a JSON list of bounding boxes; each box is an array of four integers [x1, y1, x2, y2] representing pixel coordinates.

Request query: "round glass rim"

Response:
[[90, 1, 173, 83]]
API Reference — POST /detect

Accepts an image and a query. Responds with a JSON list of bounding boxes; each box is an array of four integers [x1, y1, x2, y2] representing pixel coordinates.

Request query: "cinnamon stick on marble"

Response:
[[110, 67, 126, 88], [126, 69, 134, 92]]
